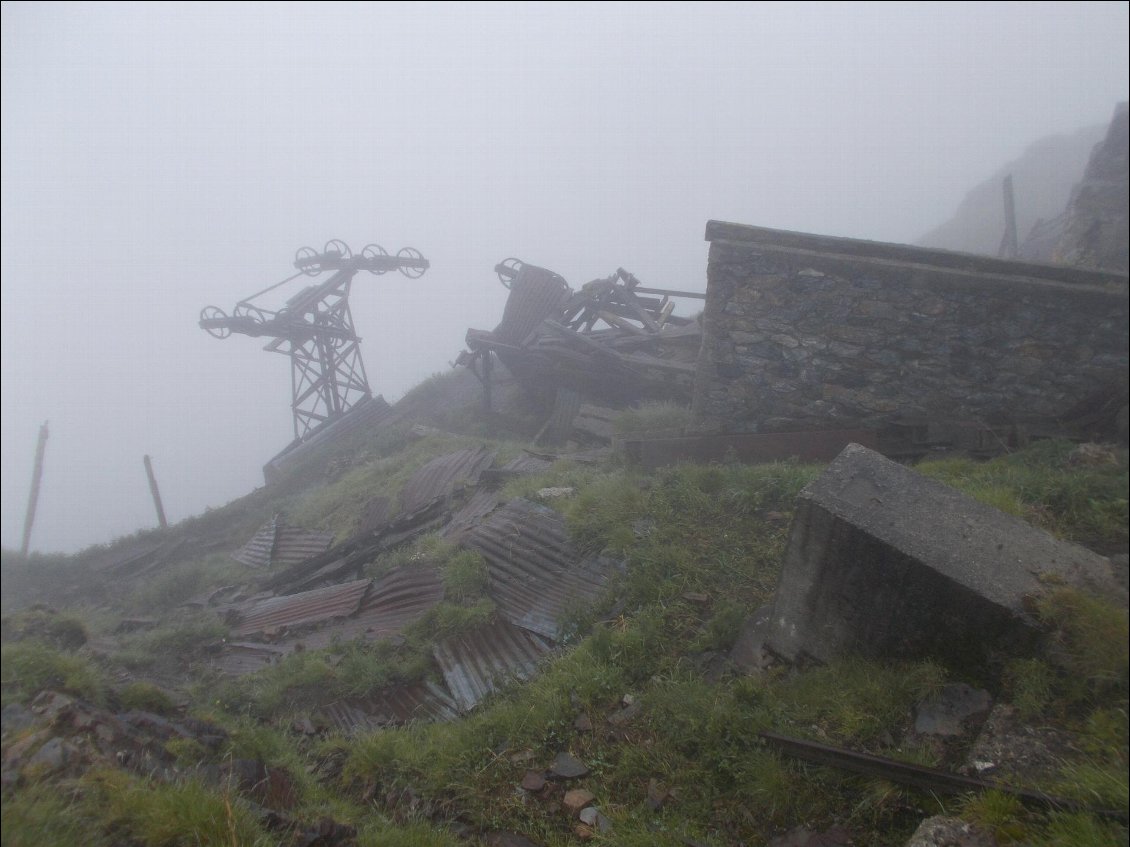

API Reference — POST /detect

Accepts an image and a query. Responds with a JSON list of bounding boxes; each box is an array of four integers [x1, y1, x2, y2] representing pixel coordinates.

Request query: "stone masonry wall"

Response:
[[693, 222, 1130, 433]]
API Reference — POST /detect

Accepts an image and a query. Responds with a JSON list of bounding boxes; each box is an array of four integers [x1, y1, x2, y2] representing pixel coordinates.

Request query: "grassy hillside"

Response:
[[2, 388, 1126, 847]]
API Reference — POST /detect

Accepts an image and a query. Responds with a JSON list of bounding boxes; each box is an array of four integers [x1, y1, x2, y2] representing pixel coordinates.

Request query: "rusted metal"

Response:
[[620, 429, 879, 470], [319, 681, 460, 734], [461, 498, 618, 640], [200, 241, 428, 442], [283, 565, 444, 651], [461, 261, 703, 418], [210, 641, 288, 676], [232, 578, 371, 638], [443, 487, 504, 542], [433, 619, 553, 711], [232, 517, 334, 569], [760, 731, 1126, 821], [398, 445, 496, 516]]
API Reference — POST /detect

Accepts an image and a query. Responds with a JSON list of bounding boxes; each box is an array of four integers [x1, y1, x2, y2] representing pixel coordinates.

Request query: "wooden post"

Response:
[[143, 455, 169, 530], [998, 174, 1018, 259], [20, 422, 49, 558]]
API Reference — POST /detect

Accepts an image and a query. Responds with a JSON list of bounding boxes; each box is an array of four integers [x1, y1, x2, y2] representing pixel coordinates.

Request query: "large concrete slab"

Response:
[[763, 444, 1116, 671]]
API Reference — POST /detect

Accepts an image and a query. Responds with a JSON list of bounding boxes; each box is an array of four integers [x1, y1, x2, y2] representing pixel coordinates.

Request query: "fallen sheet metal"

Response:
[[232, 516, 334, 569], [279, 566, 444, 651], [232, 579, 372, 638], [443, 487, 504, 542], [210, 641, 289, 676], [318, 681, 460, 734], [461, 499, 617, 640], [398, 445, 496, 516], [433, 619, 553, 712]]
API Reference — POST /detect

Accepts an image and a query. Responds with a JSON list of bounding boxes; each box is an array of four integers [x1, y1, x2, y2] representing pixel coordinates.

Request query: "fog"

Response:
[[2, 1, 1127, 554]]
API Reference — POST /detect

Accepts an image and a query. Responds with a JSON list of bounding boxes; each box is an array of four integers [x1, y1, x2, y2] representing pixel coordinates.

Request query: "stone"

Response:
[[913, 684, 992, 737], [607, 699, 642, 726], [23, 737, 81, 776], [573, 713, 592, 732], [1, 703, 36, 738], [646, 778, 671, 810], [521, 770, 546, 792], [904, 815, 996, 847], [548, 752, 589, 780], [563, 788, 595, 814], [536, 487, 575, 499], [763, 444, 1117, 674]]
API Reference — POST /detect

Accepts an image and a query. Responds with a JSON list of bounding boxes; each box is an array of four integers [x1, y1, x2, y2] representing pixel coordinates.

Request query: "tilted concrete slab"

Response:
[[764, 444, 1116, 671]]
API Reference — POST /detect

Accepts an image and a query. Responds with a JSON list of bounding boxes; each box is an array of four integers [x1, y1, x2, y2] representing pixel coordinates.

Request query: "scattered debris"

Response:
[[905, 816, 997, 847], [548, 751, 589, 780], [433, 620, 553, 712]]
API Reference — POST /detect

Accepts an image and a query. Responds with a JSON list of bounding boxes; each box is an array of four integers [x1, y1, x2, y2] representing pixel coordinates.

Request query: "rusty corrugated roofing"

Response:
[[210, 641, 288, 676], [460, 498, 617, 640], [232, 516, 277, 568], [443, 487, 503, 542], [318, 681, 459, 734], [358, 495, 394, 534], [433, 619, 553, 711], [232, 578, 371, 637], [398, 445, 496, 516], [272, 525, 334, 568], [278, 565, 444, 651], [232, 517, 334, 569]]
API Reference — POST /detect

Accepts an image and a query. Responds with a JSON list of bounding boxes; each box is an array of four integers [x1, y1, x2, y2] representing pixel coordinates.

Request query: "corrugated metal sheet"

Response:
[[358, 496, 394, 534], [461, 499, 617, 640], [443, 487, 504, 541], [272, 526, 335, 568], [502, 453, 555, 475], [318, 681, 459, 734], [232, 579, 371, 637], [232, 516, 277, 568], [433, 619, 553, 712], [279, 565, 444, 651], [85, 538, 176, 575], [232, 518, 334, 569], [211, 641, 288, 676], [398, 445, 496, 516]]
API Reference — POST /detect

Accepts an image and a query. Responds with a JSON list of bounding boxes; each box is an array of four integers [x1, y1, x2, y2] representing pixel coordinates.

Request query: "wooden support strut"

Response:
[[144, 455, 169, 530], [20, 422, 49, 558]]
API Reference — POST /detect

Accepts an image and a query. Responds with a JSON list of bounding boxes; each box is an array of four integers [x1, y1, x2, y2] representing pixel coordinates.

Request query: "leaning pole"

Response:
[[20, 421, 49, 558]]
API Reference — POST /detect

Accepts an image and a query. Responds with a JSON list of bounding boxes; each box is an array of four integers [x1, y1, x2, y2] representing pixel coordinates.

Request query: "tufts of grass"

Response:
[[118, 681, 176, 714], [83, 768, 273, 847], [1, 641, 107, 707], [123, 554, 248, 614], [441, 549, 489, 603], [114, 616, 229, 669], [0, 781, 108, 847], [1, 607, 88, 650], [917, 440, 1128, 550], [960, 790, 1031, 842], [1035, 586, 1129, 706]]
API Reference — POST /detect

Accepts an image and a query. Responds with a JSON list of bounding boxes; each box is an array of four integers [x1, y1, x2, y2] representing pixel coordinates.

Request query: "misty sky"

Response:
[[2, 1, 1127, 555]]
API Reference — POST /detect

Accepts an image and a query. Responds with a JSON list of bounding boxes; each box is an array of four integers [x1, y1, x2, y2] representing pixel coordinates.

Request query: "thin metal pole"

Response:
[[20, 422, 49, 557], [143, 455, 169, 530], [999, 174, 1018, 259]]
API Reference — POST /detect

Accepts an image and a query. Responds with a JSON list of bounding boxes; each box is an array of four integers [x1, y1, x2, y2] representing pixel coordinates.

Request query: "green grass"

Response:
[[1, 640, 107, 707]]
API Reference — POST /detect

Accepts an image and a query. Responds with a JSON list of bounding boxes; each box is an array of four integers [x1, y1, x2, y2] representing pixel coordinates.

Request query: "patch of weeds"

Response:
[[164, 736, 209, 766], [83, 767, 273, 846], [118, 681, 176, 714], [694, 599, 746, 652], [441, 550, 489, 603], [123, 554, 246, 614], [407, 599, 496, 643], [356, 818, 466, 847], [0, 781, 107, 847], [960, 790, 1031, 842], [0, 640, 107, 706], [917, 441, 1128, 550], [366, 533, 455, 578], [1003, 658, 1055, 720], [114, 616, 228, 669], [1031, 811, 1129, 847], [1036, 586, 1128, 705], [1, 607, 88, 650]]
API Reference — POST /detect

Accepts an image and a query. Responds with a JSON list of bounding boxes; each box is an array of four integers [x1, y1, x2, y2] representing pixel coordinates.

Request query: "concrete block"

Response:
[[764, 444, 1116, 672]]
